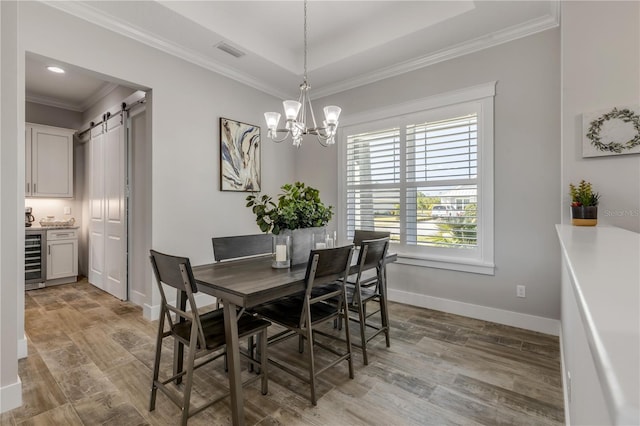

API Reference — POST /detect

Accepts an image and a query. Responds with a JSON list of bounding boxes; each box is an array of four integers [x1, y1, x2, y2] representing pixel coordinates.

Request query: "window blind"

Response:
[[346, 114, 478, 249]]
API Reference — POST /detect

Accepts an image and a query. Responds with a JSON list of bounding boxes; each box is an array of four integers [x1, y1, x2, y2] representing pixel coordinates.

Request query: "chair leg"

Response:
[[379, 274, 391, 348], [298, 335, 304, 354], [180, 327, 199, 426], [306, 327, 317, 405], [341, 299, 354, 379], [259, 330, 268, 395], [149, 310, 166, 411], [357, 301, 369, 365]]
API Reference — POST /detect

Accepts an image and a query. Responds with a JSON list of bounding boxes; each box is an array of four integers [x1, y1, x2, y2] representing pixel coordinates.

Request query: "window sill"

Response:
[[394, 253, 495, 275]]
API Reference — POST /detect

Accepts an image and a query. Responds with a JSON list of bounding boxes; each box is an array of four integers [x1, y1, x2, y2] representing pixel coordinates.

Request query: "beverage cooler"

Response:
[[25, 229, 46, 290]]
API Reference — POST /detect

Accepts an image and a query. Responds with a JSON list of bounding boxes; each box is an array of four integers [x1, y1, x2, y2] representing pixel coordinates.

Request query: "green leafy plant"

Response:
[[246, 182, 333, 234], [569, 180, 600, 207]]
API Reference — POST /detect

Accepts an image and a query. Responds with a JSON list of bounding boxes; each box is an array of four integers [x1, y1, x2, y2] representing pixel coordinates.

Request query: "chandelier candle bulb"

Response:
[[323, 106, 341, 124]]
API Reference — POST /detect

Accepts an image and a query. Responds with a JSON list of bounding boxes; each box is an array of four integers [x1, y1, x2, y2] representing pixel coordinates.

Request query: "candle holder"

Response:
[[312, 228, 328, 249], [272, 234, 291, 269]]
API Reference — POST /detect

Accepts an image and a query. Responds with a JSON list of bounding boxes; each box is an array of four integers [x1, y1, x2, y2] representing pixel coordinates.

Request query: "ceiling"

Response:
[[28, 1, 559, 110]]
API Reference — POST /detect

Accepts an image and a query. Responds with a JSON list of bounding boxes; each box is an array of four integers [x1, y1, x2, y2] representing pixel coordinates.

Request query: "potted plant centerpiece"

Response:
[[246, 182, 333, 265], [569, 180, 600, 226]]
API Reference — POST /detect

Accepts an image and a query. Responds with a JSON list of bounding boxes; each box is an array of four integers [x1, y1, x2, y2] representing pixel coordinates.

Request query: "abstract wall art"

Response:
[[220, 117, 261, 191]]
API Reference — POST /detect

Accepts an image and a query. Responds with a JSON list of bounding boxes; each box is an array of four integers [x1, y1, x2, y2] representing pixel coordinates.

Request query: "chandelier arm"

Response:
[[315, 134, 330, 147], [269, 130, 292, 143]]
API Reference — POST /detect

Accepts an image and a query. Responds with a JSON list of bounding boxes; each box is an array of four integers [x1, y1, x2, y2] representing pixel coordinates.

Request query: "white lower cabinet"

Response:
[[46, 229, 78, 281]]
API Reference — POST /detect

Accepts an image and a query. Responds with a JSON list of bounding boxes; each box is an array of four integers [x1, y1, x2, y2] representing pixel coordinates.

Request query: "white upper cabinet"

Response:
[[25, 123, 75, 198]]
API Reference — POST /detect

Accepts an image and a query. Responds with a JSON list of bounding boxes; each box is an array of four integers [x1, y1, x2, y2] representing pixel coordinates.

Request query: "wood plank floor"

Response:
[[1, 278, 564, 425]]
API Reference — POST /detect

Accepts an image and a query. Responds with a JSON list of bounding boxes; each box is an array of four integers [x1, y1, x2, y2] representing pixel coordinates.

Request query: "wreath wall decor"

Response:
[[582, 104, 640, 158]]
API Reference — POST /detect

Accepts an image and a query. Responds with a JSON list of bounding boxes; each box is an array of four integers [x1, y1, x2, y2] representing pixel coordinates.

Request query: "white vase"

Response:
[[281, 226, 326, 266]]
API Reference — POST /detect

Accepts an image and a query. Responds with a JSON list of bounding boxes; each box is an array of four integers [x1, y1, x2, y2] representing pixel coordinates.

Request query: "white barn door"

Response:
[[88, 113, 128, 300], [104, 114, 128, 300], [88, 125, 105, 288]]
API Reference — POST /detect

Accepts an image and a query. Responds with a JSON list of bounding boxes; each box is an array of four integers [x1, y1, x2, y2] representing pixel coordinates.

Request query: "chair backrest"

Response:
[[149, 249, 198, 294], [357, 237, 389, 272], [212, 234, 272, 262], [149, 249, 207, 347], [353, 230, 391, 246], [304, 245, 355, 289]]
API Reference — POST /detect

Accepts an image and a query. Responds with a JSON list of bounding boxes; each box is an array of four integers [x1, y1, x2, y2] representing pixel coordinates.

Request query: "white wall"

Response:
[[25, 101, 83, 129], [0, 0, 23, 412], [81, 85, 137, 125], [298, 29, 562, 329], [561, 1, 640, 232]]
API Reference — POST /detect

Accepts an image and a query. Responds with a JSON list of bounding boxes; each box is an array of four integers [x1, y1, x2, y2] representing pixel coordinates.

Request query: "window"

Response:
[[339, 83, 495, 274]]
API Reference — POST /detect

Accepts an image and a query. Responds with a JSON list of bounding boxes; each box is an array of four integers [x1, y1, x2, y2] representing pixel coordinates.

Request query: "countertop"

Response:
[[26, 225, 79, 231], [556, 224, 639, 425]]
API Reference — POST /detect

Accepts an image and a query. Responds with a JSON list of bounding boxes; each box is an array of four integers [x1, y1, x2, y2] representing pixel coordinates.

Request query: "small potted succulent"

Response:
[[569, 180, 600, 226], [246, 182, 333, 264]]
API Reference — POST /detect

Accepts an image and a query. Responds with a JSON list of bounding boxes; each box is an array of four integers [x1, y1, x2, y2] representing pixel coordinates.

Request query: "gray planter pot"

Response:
[[281, 226, 326, 266]]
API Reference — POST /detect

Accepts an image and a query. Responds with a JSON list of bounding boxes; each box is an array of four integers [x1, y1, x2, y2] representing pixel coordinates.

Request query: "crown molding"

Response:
[[79, 82, 119, 112], [25, 92, 84, 112], [312, 3, 560, 99], [41, 0, 559, 101], [41, 1, 290, 100]]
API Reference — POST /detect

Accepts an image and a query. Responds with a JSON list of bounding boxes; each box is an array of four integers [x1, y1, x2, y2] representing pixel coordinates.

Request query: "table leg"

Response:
[[224, 301, 245, 426]]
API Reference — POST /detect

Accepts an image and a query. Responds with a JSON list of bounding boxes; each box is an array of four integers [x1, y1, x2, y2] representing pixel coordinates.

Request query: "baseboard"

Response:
[[17, 335, 27, 359], [143, 293, 217, 321], [0, 377, 22, 413], [559, 325, 571, 425], [388, 288, 560, 336], [129, 290, 146, 309]]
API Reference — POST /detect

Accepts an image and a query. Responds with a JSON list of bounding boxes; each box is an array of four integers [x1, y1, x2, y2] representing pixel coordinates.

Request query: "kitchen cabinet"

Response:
[[46, 229, 78, 282], [25, 123, 75, 198]]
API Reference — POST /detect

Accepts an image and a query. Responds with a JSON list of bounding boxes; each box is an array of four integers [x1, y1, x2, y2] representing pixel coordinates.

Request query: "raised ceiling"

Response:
[[29, 1, 559, 109]]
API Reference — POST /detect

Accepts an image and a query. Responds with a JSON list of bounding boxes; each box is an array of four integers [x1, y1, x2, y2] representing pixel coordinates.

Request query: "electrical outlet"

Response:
[[64, 206, 71, 215], [516, 285, 526, 298]]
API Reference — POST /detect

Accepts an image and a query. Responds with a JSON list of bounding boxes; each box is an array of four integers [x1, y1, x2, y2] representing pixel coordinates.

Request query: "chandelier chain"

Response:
[[303, 0, 308, 84]]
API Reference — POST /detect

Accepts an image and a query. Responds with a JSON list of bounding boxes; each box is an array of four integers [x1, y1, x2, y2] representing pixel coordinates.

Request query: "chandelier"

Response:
[[264, 0, 341, 148]]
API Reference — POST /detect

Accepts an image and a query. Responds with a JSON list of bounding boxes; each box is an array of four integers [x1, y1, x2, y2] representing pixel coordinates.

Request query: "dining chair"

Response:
[[343, 237, 391, 365], [252, 245, 355, 405], [149, 250, 271, 425], [212, 233, 273, 368]]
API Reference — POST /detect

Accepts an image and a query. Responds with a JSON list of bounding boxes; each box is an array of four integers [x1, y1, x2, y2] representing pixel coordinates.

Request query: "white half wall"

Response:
[[297, 29, 562, 324], [561, 1, 640, 232]]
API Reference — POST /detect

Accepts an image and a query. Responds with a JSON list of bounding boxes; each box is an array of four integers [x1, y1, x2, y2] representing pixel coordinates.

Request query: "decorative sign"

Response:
[[582, 105, 640, 158], [220, 117, 261, 191]]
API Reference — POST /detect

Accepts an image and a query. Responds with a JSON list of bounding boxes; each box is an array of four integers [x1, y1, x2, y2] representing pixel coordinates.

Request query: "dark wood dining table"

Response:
[[190, 250, 396, 426]]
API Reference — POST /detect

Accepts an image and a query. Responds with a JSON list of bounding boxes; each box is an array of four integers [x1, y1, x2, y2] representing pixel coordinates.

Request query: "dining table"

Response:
[[188, 249, 397, 426]]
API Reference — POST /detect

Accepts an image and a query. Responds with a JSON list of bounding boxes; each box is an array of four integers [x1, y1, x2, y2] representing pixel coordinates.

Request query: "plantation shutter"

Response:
[[346, 127, 401, 241], [345, 113, 479, 249]]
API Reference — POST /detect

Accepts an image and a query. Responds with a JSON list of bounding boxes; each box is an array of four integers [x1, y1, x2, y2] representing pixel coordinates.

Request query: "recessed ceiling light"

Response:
[[46, 66, 65, 74]]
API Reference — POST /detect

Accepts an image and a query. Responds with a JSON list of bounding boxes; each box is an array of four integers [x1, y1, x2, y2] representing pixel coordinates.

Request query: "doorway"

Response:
[[25, 52, 152, 304]]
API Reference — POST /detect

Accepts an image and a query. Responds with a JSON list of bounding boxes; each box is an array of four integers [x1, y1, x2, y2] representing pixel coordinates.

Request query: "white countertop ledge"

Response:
[[556, 224, 640, 425]]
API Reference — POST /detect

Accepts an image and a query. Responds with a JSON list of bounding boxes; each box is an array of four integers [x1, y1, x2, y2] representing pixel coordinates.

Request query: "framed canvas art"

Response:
[[582, 105, 640, 158], [220, 117, 261, 191]]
